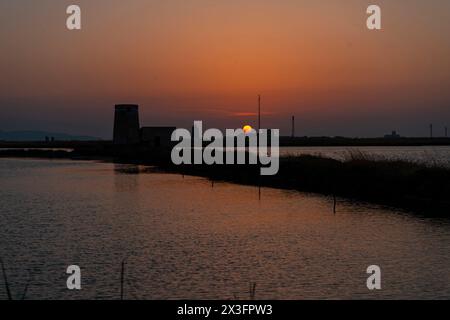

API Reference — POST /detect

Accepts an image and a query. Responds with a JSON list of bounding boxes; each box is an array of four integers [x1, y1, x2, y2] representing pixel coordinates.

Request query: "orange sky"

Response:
[[1, 0, 449, 137]]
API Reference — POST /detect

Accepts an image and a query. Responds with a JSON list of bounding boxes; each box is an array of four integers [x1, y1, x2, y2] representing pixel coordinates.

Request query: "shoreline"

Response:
[[2, 136, 450, 149], [1, 148, 449, 217]]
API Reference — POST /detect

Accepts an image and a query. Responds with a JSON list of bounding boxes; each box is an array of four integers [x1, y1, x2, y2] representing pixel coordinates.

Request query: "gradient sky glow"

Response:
[[1, 0, 450, 138]]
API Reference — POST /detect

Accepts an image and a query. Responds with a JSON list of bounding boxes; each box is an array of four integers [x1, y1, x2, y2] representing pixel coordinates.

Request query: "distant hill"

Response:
[[0, 130, 101, 141]]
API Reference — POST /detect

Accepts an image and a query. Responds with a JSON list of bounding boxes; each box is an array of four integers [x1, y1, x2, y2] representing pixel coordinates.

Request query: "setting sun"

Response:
[[243, 125, 253, 134]]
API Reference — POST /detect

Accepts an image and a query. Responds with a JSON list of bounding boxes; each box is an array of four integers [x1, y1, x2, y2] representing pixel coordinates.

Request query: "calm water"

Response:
[[1, 158, 450, 300]]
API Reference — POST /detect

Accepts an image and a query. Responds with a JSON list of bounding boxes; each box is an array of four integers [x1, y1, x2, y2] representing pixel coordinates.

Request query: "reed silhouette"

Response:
[[1, 147, 450, 216]]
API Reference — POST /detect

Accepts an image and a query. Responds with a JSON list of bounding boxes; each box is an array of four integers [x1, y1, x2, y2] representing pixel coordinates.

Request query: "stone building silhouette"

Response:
[[113, 104, 175, 147], [113, 104, 140, 145]]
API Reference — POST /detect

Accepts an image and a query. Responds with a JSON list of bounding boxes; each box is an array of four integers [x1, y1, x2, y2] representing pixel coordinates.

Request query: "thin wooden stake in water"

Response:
[[249, 282, 257, 300], [258, 175, 261, 201], [120, 259, 126, 300], [333, 194, 337, 214], [0, 258, 12, 300]]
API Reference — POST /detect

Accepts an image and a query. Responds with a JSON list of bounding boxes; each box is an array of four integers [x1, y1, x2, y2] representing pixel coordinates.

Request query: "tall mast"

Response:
[[258, 95, 261, 131], [292, 116, 295, 138]]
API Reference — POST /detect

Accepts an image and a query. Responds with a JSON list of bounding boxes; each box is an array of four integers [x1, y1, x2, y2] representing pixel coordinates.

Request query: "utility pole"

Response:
[[291, 116, 295, 138], [258, 95, 261, 131]]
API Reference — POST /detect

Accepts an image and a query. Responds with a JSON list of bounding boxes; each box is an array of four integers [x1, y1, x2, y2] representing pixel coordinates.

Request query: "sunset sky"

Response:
[[1, 0, 449, 138]]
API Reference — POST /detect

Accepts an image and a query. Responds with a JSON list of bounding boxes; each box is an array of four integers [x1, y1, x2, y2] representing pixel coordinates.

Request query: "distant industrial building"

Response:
[[384, 131, 401, 139], [113, 104, 175, 147], [141, 126, 176, 147]]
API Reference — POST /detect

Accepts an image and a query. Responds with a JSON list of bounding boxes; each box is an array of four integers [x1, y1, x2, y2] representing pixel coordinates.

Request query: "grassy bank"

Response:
[[1, 148, 449, 216], [159, 152, 450, 216]]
